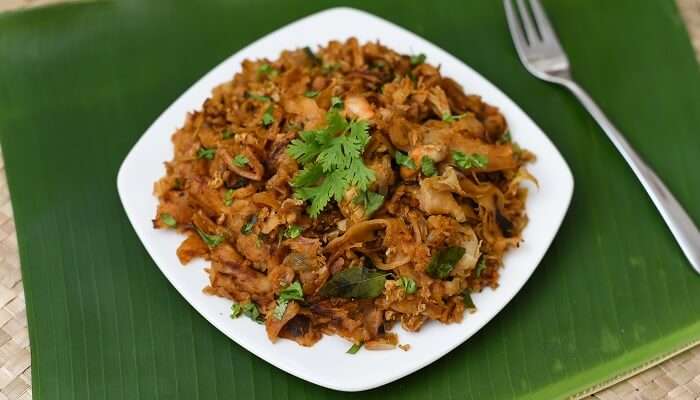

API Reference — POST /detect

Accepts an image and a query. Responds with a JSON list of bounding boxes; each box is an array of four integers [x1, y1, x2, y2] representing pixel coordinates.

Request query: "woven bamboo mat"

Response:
[[0, 1, 698, 399]]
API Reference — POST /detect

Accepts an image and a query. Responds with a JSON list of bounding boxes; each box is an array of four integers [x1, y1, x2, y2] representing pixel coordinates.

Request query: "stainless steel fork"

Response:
[[504, 0, 700, 274]]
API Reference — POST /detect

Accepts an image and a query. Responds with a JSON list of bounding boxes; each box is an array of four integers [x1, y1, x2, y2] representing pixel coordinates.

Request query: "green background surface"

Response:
[[1, 1, 699, 399]]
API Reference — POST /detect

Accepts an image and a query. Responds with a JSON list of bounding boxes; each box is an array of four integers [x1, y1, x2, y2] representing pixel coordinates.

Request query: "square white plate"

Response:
[[117, 6, 574, 392]]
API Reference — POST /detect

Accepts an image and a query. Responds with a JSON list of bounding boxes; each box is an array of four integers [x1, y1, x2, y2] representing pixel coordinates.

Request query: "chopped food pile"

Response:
[[153, 38, 535, 351]]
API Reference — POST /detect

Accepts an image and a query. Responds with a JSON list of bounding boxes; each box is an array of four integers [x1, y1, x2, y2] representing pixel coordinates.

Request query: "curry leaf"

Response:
[[426, 246, 466, 279], [318, 266, 387, 299]]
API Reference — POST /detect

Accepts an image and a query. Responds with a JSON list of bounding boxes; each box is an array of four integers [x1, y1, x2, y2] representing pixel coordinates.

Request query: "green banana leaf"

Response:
[[1, 1, 699, 399]]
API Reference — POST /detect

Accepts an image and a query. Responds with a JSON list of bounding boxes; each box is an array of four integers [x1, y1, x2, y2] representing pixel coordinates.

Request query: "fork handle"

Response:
[[561, 80, 700, 273]]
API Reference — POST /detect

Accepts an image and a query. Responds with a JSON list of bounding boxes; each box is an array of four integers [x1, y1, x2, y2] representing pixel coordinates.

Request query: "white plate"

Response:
[[117, 6, 574, 392]]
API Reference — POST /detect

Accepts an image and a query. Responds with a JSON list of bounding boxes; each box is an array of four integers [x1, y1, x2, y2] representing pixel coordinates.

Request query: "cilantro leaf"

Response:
[[288, 130, 331, 165], [245, 91, 271, 102], [230, 303, 243, 319], [222, 130, 234, 139], [295, 169, 348, 217], [499, 130, 512, 144], [233, 302, 263, 323], [272, 302, 288, 320], [160, 213, 176, 228], [197, 147, 216, 160], [410, 53, 426, 66], [273, 281, 304, 320], [258, 63, 279, 78], [321, 63, 339, 74], [442, 112, 465, 122], [397, 276, 417, 294], [330, 96, 344, 110], [347, 158, 375, 192], [346, 342, 363, 354], [195, 227, 224, 248], [232, 154, 249, 167], [354, 191, 384, 217], [325, 108, 348, 134], [173, 178, 184, 190], [279, 281, 304, 302], [283, 225, 303, 239], [453, 151, 489, 170], [421, 156, 437, 177], [262, 106, 275, 126], [304, 90, 319, 98], [223, 189, 235, 206], [287, 108, 375, 218], [291, 164, 324, 187], [241, 214, 257, 235], [394, 151, 416, 169]]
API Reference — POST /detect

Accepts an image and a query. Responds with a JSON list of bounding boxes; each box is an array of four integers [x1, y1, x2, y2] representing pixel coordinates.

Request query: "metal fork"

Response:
[[504, 0, 700, 274]]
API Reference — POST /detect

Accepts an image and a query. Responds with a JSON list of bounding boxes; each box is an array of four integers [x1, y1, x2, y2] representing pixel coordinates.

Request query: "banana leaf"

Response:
[[0, 1, 699, 399]]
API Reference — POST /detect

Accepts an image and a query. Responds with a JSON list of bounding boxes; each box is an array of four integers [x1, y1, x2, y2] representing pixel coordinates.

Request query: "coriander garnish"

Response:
[[283, 225, 303, 239], [241, 214, 257, 235], [245, 91, 271, 102], [286, 106, 375, 218], [420, 156, 437, 177], [160, 213, 176, 228], [232, 154, 249, 167], [195, 227, 224, 248], [197, 147, 216, 160], [231, 302, 264, 324], [257, 63, 279, 78], [397, 276, 417, 294], [262, 106, 275, 126], [410, 53, 426, 66], [223, 189, 235, 206], [272, 281, 304, 320], [453, 151, 489, 170], [346, 342, 363, 354], [394, 151, 416, 169]]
